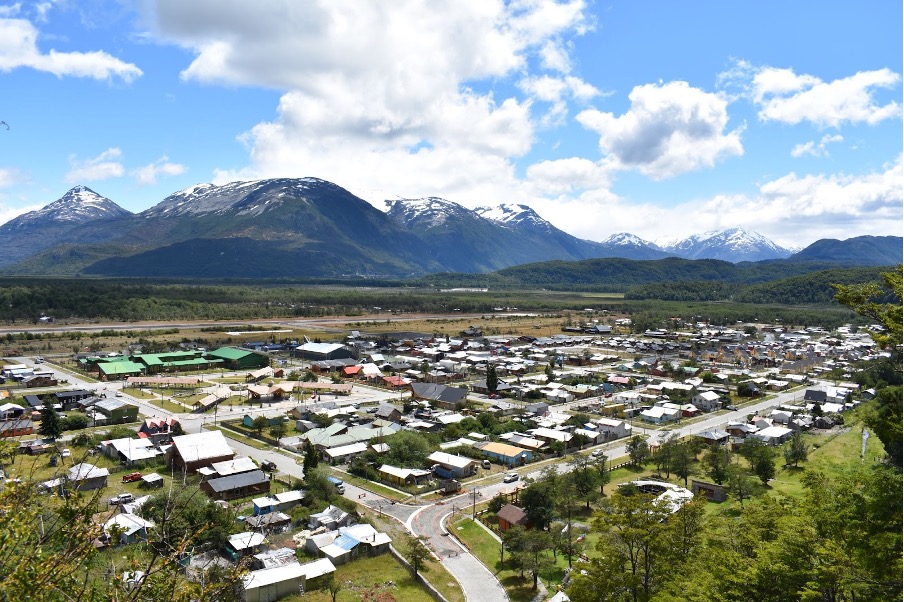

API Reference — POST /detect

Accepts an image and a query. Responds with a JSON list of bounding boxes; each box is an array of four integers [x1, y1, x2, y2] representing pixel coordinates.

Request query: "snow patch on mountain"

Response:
[[384, 197, 475, 228], [142, 178, 326, 218]]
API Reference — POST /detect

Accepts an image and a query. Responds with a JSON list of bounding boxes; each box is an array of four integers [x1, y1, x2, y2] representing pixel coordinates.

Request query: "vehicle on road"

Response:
[[122, 472, 142, 483], [327, 475, 345, 494], [503, 472, 519, 483], [591, 449, 605, 458], [110, 493, 134, 505], [114, 392, 123, 397], [725, 404, 738, 411]]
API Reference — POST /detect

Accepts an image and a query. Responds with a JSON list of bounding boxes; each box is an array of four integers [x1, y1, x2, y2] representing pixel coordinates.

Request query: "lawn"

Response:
[[281, 553, 436, 602], [451, 516, 560, 602]]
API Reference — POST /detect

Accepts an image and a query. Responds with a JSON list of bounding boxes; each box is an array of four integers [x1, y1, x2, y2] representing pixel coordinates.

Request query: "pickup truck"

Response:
[[121, 472, 142, 483]]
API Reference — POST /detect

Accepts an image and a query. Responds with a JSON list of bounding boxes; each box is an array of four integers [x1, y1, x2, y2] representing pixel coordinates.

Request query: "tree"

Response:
[[568, 454, 601, 509], [654, 434, 679, 477], [832, 267, 902, 349], [61, 412, 89, 431], [670, 441, 695, 487], [485, 362, 498, 395], [724, 463, 756, 505], [303, 439, 319, 475], [404, 535, 431, 577], [865, 385, 902, 467], [594, 453, 611, 494], [268, 420, 286, 442], [741, 439, 777, 485], [251, 415, 268, 437], [383, 430, 431, 467], [324, 574, 343, 602], [488, 493, 507, 514], [518, 530, 553, 591], [39, 405, 62, 440], [627, 435, 650, 466], [702, 446, 730, 484], [783, 432, 808, 468]]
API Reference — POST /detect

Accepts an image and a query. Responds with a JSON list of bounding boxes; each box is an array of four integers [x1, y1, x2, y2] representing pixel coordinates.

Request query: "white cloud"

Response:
[[0, 17, 142, 80], [0, 201, 42, 227], [791, 134, 844, 158], [132, 155, 187, 185], [576, 81, 744, 179], [151, 0, 590, 204], [0, 3, 21, 18], [721, 61, 901, 128], [65, 148, 124, 183]]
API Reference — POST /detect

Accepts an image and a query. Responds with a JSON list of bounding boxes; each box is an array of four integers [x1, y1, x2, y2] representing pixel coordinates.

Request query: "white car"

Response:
[[60, 449, 71, 458], [503, 472, 519, 483]]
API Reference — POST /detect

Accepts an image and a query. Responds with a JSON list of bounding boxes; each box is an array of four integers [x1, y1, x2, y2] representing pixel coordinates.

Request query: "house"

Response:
[[497, 504, 530, 531], [93, 399, 139, 424], [226, 532, 267, 559], [251, 490, 305, 516], [409, 383, 468, 410], [0, 403, 25, 420], [0, 418, 33, 438], [308, 505, 351, 531], [427, 451, 479, 478], [245, 511, 291, 534], [530, 427, 573, 447], [99, 437, 161, 466], [243, 559, 336, 602], [374, 404, 402, 422], [104, 513, 154, 545], [242, 411, 287, 429], [294, 342, 356, 362], [594, 418, 631, 440], [201, 470, 270, 501], [170, 431, 235, 472], [317, 523, 392, 565], [725, 421, 758, 438], [137, 416, 180, 443], [695, 429, 730, 446], [639, 406, 679, 424], [323, 442, 368, 464], [477, 442, 534, 467], [691, 390, 721, 411], [803, 389, 828, 404], [752, 425, 794, 446], [378, 464, 432, 487], [66, 463, 109, 491], [199, 456, 259, 480]]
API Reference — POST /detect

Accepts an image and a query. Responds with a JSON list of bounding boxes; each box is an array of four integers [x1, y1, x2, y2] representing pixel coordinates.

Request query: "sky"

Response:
[[0, 0, 901, 249]]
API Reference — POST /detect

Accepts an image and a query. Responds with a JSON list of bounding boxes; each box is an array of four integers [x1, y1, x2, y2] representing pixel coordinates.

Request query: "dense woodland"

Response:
[[0, 265, 889, 331]]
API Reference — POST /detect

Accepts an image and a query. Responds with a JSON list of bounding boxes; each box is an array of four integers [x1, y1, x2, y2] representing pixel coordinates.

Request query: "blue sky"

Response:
[[0, 0, 900, 249]]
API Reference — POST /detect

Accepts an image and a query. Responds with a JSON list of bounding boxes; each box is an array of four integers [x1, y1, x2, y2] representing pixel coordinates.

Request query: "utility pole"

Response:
[[471, 487, 479, 519]]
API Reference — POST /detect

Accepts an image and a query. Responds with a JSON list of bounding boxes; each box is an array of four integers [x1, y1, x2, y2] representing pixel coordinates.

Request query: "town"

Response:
[[0, 312, 891, 602]]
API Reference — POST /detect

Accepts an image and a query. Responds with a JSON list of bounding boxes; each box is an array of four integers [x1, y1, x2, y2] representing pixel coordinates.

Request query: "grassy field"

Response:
[[279, 553, 436, 602]]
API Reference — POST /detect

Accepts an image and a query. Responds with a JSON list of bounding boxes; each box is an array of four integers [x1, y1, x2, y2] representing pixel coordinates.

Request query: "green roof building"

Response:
[[97, 360, 146, 380], [206, 347, 270, 370]]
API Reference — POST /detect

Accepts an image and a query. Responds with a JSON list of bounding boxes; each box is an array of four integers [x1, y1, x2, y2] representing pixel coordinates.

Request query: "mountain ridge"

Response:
[[0, 179, 898, 277]]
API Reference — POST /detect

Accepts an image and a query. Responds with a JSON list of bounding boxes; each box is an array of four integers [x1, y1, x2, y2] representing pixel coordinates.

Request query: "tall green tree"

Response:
[[783, 432, 808, 468], [485, 362, 498, 395], [404, 535, 431, 577], [627, 435, 650, 466], [251, 415, 268, 437], [268, 420, 286, 442], [38, 405, 62, 441], [702, 446, 730, 484]]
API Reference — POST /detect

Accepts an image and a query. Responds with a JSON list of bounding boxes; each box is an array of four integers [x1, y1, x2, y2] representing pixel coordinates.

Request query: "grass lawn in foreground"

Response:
[[280, 553, 435, 602], [451, 516, 557, 602]]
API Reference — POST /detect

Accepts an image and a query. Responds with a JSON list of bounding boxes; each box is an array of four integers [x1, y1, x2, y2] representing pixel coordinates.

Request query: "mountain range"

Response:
[[0, 179, 899, 278]]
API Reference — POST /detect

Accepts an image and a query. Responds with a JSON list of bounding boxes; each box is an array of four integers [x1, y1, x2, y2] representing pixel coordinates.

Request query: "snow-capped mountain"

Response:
[[2, 185, 131, 231], [596, 232, 670, 260], [0, 186, 134, 268], [141, 178, 328, 218], [662, 227, 792, 262], [384, 197, 479, 229], [474, 203, 554, 233]]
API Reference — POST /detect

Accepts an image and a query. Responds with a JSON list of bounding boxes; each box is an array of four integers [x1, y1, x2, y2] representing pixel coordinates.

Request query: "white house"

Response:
[[691, 390, 721, 411], [640, 406, 679, 424]]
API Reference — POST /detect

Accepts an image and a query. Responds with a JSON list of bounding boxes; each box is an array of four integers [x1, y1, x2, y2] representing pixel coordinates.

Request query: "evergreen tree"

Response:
[[39, 404, 62, 440], [485, 362, 499, 394]]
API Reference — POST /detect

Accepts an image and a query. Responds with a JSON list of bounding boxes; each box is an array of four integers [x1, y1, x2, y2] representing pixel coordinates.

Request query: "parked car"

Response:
[[110, 493, 134, 505], [503, 472, 519, 483], [482, 460, 491, 469], [60, 448, 71, 458], [121, 472, 142, 483], [591, 449, 605, 458], [260, 460, 277, 472]]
